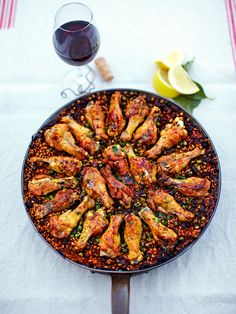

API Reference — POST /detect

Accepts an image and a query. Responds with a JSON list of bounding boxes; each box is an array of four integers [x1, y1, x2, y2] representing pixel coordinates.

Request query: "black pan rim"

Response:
[[21, 88, 222, 275]]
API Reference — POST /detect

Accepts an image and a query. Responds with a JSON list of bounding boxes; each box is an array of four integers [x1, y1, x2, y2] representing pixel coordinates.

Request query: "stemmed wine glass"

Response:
[[53, 3, 100, 98]]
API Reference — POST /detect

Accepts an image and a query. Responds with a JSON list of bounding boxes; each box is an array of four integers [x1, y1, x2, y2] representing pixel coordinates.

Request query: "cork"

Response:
[[95, 57, 114, 82]]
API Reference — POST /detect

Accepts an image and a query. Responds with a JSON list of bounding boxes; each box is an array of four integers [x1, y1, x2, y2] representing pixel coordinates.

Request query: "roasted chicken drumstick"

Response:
[[44, 124, 87, 160], [34, 189, 80, 219], [74, 208, 108, 251], [124, 214, 143, 264], [156, 147, 205, 175], [28, 174, 78, 196], [146, 117, 188, 159], [82, 167, 114, 208], [100, 166, 133, 209], [120, 96, 149, 141], [50, 196, 95, 238], [133, 106, 160, 145], [124, 144, 156, 185], [139, 207, 177, 248], [29, 156, 82, 176], [147, 188, 194, 222], [84, 101, 108, 140], [159, 174, 211, 197], [99, 214, 123, 258], [106, 91, 126, 137], [61, 115, 99, 155]]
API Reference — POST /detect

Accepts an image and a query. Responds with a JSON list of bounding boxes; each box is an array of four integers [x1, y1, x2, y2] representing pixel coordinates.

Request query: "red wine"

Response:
[[53, 20, 100, 66]]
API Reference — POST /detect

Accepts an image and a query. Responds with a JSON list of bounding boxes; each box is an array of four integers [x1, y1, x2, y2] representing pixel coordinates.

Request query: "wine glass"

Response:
[[53, 2, 100, 98]]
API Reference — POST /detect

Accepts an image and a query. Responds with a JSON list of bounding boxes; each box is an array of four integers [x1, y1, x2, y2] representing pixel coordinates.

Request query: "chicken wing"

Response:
[[156, 147, 205, 175], [82, 167, 114, 208], [124, 214, 143, 264], [61, 115, 99, 155], [159, 174, 211, 197], [100, 166, 133, 209], [133, 106, 160, 145], [28, 174, 78, 196], [139, 207, 177, 247], [147, 188, 194, 222], [106, 91, 126, 137], [50, 196, 95, 238], [99, 214, 123, 258], [120, 96, 149, 141], [124, 144, 156, 185], [103, 145, 132, 181], [34, 189, 80, 219], [29, 156, 82, 176], [74, 208, 108, 251], [146, 117, 188, 159], [44, 124, 87, 160], [84, 101, 108, 140]]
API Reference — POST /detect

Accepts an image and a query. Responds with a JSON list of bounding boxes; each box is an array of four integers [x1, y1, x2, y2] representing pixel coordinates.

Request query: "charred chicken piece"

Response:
[[82, 167, 114, 209], [133, 106, 160, 145], [139, 207, 177, 248], [34, 189, 80, 219], [29, 156, 82, 176], [99, 214, 123, 258], [84, 101, 108, 140], [124, 144, 156, 185], [106, 91, 126, 137], [124, 214, 143, 264], [147, 188, 194, 222], [103, 144, 132, 180], [120, 96, 149, 141], [159, 174, 211, 197], [28, 174, 78, 196], [100, 166, 133, 209], [61, 115, 99, 155], [156, 147, 205, 175], [50, 196, 95, 238], [146, 117, 188, 159], [44, 124, 87, 160], [74, 208, 108, 251]]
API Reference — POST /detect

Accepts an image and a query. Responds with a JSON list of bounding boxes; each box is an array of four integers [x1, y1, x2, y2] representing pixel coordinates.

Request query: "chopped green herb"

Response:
[[112, 145, 118, 154]]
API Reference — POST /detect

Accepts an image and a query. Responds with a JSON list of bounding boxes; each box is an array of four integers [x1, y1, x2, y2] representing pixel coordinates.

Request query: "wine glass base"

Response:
[[61, 65, 95, 99]]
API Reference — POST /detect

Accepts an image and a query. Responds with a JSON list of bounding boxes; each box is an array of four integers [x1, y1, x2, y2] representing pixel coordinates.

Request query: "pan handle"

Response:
[[111, 274, 130, 314]]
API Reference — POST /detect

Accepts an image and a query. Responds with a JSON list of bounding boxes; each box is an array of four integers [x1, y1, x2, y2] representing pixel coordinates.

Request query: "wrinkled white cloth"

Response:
[[0, 0, 236, 313]]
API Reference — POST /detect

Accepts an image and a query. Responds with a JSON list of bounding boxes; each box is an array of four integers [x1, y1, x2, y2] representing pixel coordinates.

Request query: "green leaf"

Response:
[[182, 58, 195, 72], [174, 94, 201, 114]]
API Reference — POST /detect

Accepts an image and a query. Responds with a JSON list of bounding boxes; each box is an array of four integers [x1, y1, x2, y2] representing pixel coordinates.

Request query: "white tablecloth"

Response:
[[0, 0, 236, 313]]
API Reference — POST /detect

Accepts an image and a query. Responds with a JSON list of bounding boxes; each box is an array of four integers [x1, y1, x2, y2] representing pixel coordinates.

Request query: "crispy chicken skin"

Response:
[[84, 101, 108, 140], [34, 189, 80, 219], [29, 156, 82, 176], [120, 96, 149, 141], [50, 196, 95, 238], [82, 167, 114, 208], [102, 144, 131, 179], [147, 188, 194, 222], [124, 214, 143, 264], [133, 106, 160, 145], [44, 124, 87, 160], [28, 174, 78, 196], [139, 207, 177, 247], [156, 147, 205, 175], [146, 117, 188, 159], [74, 208, 108, 251], [106, 91, 126, 137], [100, 166, 133, 209], [124, 144, 157, 185], [99, 214, 123, 258], [61, 115, 99, 155], [159, 174, 211, 197]]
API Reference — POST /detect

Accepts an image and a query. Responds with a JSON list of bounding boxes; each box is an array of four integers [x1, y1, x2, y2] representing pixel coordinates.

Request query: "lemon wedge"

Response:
[[168, 65, 200, 95], [154, 50, 184, 70], [153, 68, 180, 98]]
